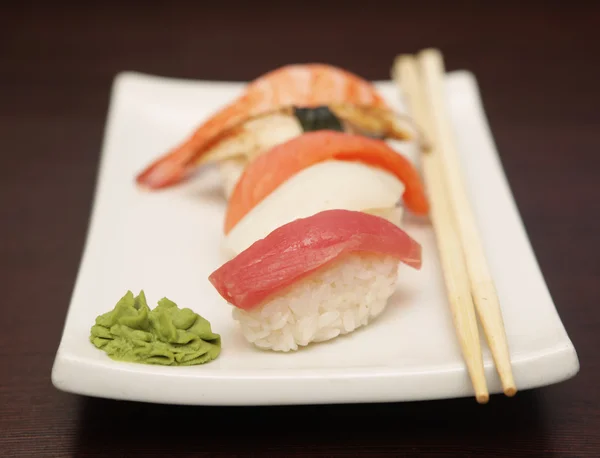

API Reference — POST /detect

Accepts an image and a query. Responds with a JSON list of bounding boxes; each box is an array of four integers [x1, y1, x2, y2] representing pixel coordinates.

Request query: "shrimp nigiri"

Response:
[[136, 64, 393, 190], [178, 104, 416, 199]]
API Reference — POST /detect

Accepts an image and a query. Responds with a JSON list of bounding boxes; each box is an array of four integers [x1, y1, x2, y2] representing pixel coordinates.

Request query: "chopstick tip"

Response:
[[476, 393, 490, 404], [392, 54, 415, 74], [418, 47, 443, 59], [504, 386, 517, 397], [394, 53, 414, 63]]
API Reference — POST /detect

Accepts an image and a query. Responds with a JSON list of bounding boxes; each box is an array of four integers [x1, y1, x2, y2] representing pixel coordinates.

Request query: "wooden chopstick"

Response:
[[416, 49, 516, 397], [393, 55, 489, 404]]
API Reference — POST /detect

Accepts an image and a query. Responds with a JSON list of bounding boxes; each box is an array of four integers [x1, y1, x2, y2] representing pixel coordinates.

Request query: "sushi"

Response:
[[208, 209, 422, 352], [135, 64, 397, 190], [223, 160, 406, 257], [190, 104, 416, 199], [224, 130, 429, 234]]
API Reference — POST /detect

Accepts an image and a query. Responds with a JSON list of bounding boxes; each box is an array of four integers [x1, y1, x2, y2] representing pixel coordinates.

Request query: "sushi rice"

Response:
[[232, 253, 400, 352], [218, 158, 246, 199]]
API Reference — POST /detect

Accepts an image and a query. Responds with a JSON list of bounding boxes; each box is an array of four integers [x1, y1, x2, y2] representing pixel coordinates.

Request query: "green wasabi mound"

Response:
[[90, 290, 221, 366]]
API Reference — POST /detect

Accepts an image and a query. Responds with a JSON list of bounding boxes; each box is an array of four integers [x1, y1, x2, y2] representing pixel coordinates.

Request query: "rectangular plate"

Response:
[[51, 70, 579, 405]]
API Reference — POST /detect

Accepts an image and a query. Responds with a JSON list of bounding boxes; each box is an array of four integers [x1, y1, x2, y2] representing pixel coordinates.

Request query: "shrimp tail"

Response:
[[135, 140, 196, 189], [135, 101, 249, 189]]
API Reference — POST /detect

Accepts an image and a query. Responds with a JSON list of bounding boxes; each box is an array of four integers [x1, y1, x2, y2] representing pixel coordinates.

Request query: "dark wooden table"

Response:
[[2, 2, 599, 456]]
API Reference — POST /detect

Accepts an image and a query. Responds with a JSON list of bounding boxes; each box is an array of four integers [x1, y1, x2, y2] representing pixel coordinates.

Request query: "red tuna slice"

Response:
[[208, 209, 422, 310]]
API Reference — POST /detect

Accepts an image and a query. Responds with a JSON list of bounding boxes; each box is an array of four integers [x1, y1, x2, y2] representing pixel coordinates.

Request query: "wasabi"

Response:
[[90, 290, 221, 366]]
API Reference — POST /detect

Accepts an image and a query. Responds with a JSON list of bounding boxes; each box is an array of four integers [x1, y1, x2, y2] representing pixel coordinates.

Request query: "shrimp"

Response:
[[135, 64, 391, 189]]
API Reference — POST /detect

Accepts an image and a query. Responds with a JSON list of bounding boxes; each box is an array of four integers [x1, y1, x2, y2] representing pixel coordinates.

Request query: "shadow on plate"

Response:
[[184, 180, 227, 205], [73, 390, 548, 455]]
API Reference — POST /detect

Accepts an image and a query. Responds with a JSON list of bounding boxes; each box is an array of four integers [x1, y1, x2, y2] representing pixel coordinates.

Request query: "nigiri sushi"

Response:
[[224, 130, 429, 234], [195, 104, 416, 199], [136, 64, 396, 190], [223, 160, 406, 257], [208, 209, 422, 352]]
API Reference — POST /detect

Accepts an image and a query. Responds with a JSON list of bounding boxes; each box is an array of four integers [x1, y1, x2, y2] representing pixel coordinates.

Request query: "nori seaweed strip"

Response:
[[294, 106, 344, 133]]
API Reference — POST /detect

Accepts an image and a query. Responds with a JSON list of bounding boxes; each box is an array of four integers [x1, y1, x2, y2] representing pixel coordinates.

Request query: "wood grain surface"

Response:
[[1, 2, 599, 457]]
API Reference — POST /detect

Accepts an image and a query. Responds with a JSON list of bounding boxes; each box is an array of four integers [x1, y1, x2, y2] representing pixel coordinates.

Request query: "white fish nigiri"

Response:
[[222, 160, 405, 257]]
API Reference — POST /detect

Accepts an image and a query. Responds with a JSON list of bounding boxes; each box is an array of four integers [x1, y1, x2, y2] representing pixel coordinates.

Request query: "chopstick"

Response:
[[417, 49, 516, 397], [393, 49, 517, 400], [393, 55, 489, 404]]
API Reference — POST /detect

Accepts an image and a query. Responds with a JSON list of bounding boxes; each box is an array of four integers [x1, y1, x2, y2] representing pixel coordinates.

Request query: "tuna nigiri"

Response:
[[208, 209, 422, 352], [224, 130, 429, 233]]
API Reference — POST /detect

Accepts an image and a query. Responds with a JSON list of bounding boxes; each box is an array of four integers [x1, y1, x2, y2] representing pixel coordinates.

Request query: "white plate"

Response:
[[51, 70, 579, 405]]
